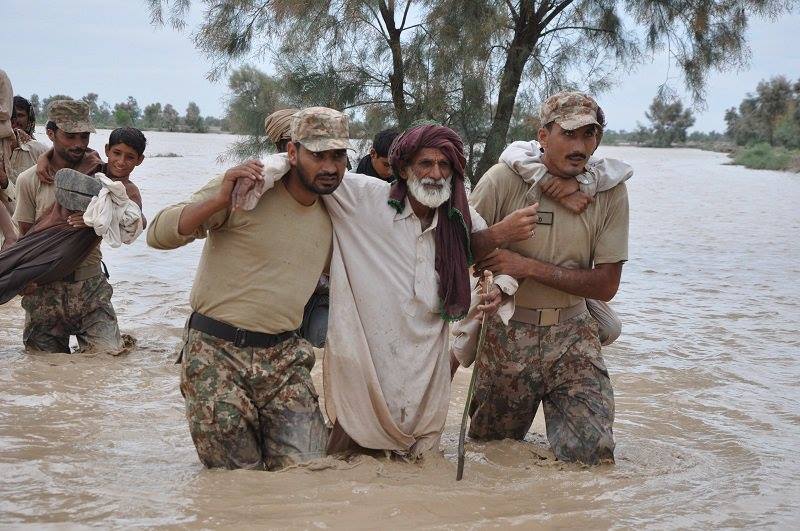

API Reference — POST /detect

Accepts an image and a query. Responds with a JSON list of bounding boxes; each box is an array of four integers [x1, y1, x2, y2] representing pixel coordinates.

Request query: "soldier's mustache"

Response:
[[567, 152, 586, 160]]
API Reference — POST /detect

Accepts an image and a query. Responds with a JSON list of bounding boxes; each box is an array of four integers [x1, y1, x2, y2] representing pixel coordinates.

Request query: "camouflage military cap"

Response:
[[290, 106, 352, 152], [0, 69, 13, 138], [540, 91, 601, 131], [47, 99, 96, 134]]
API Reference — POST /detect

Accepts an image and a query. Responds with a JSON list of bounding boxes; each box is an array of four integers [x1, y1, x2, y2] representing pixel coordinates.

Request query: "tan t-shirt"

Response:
[[147, 176, 333, 334], [13, 165, 102, 270], [470, 163, 629, 309]]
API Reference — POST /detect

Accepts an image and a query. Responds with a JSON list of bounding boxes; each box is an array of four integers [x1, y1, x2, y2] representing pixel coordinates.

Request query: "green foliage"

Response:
[[113, 97, 142, 126], [732, 142, 795, 170], [185, 101, 207, 132], [161, 103, 180, 132], [774, 107, 800, 149], [29, 94, 41, 122], [645, 96, 695, 147], [142, 102, 163, 129], [148, 0, 795, 179], [41, 94, 73, 118], [30, 90, 221, 133], [726, 76, 800, 147]]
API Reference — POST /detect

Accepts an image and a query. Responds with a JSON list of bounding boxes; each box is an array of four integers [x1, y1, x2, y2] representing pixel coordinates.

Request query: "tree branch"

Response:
[[539, 25, 615, 38], [399, 0, 414, 31], [540, 0, 575, 29], [505, 0, 519, 23]]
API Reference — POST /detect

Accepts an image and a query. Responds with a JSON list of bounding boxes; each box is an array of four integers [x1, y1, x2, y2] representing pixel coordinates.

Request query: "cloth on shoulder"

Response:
[[499, 140, 633, 202], [82, 174, 143, 247], [233, 153, 291, 211], [0, 203, 100, 304]]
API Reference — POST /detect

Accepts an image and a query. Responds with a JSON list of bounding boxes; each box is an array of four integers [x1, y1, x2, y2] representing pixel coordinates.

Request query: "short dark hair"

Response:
[[46, 121, 58, 132], [372, 128, 399, 157], [13, 96, 36, 135], [108, 127, 147, 156]]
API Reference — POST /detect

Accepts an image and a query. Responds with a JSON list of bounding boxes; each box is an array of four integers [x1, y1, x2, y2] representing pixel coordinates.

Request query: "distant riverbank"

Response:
[[606, 139, 800, 173]]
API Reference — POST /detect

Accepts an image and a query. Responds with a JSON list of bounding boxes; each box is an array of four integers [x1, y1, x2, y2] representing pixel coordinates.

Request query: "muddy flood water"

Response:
[[1, 131, 798, 529]]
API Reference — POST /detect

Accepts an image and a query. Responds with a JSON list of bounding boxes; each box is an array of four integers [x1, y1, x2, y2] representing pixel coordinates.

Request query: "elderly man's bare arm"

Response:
[[470, 203, 539, 261]]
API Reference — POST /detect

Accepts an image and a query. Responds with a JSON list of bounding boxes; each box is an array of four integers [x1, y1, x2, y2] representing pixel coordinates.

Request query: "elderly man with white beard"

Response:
[[322, 123, 539, 459]]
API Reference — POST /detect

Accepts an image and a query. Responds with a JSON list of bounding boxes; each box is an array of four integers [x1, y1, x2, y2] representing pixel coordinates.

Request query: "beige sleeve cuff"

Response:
[[146, 204, 195, 250]]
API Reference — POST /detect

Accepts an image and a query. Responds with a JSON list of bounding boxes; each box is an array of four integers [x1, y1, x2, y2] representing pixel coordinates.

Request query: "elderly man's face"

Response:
[[403, 147, 452, 208]]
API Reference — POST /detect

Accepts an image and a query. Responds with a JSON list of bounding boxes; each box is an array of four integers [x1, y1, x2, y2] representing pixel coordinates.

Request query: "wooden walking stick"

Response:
[[457, 270, 494, 481]]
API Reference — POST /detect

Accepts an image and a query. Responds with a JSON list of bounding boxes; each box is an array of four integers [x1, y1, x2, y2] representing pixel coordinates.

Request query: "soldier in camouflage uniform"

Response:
[[148, 107, 351, 470], [13, 100, 122, 353], [469, 92, 629, 464]]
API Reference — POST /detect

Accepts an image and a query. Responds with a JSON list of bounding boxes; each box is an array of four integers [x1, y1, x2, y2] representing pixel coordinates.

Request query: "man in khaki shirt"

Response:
[[147, 107, 349, 471], [468, 92, 629, 464], [12, 100, 120, 353]]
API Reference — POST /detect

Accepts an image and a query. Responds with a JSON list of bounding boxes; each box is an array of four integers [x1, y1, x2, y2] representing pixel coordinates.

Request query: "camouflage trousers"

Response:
[[180, 328, 328, 471], [21, 274, 122, 353], [468, 311, 615, 464]]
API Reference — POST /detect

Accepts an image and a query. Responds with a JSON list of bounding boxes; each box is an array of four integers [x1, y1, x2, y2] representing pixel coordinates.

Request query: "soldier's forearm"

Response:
[[524, 259, 622, 302], [177, 196, 227, 236]]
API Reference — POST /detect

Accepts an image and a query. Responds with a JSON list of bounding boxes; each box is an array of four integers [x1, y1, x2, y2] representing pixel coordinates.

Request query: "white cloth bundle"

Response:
[[82, 174, 143, 247], [237, 153, 291, 211]]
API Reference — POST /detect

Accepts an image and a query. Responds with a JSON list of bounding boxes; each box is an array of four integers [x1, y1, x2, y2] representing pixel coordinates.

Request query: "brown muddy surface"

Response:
[[1, 132, 799, 528]]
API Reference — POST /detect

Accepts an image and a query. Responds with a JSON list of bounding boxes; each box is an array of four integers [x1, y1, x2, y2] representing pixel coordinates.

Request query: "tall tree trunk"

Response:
[[474, 31, 536, 181], [381, 2, 410, 127]]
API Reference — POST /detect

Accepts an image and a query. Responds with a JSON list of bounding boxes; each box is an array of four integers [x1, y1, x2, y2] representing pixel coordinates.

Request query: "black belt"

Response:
[[188, 312, 297, 349]]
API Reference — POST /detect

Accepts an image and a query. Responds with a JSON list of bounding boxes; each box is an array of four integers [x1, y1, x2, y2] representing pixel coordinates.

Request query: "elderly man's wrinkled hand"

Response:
[[559, 191, 593, 214], [475, 282, 502, 320], [476, 248, 530, 279], [496, 202, 539, 243]]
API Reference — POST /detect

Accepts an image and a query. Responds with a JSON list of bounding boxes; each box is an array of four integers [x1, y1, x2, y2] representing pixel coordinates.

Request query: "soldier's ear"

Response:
[[537, 127, 549, 150], [287, 141, 299, 165]]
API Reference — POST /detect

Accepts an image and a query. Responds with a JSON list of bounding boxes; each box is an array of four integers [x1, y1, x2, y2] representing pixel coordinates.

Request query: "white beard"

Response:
[[406, 170, 452, 208]]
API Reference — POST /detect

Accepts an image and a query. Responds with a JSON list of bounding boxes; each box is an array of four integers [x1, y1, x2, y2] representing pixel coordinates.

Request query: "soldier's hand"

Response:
[[476, 248, 531, 278], [541, 176, 579, 199], [219, 160, 263, 207], [559, 191, 593, 214], [494, 203, 539, 244], [37, 160, 53, 184]]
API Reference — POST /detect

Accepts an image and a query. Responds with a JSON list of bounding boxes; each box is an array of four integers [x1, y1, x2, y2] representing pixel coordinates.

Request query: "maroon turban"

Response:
[[388, 124, 472, 321]]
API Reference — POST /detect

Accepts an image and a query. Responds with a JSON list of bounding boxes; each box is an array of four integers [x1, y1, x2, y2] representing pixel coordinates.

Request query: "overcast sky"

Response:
[[4, 1, 798, 132]]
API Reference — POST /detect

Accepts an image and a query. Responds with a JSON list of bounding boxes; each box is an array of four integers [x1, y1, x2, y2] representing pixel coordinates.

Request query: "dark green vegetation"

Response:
[[26, 93, 225, 133]]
